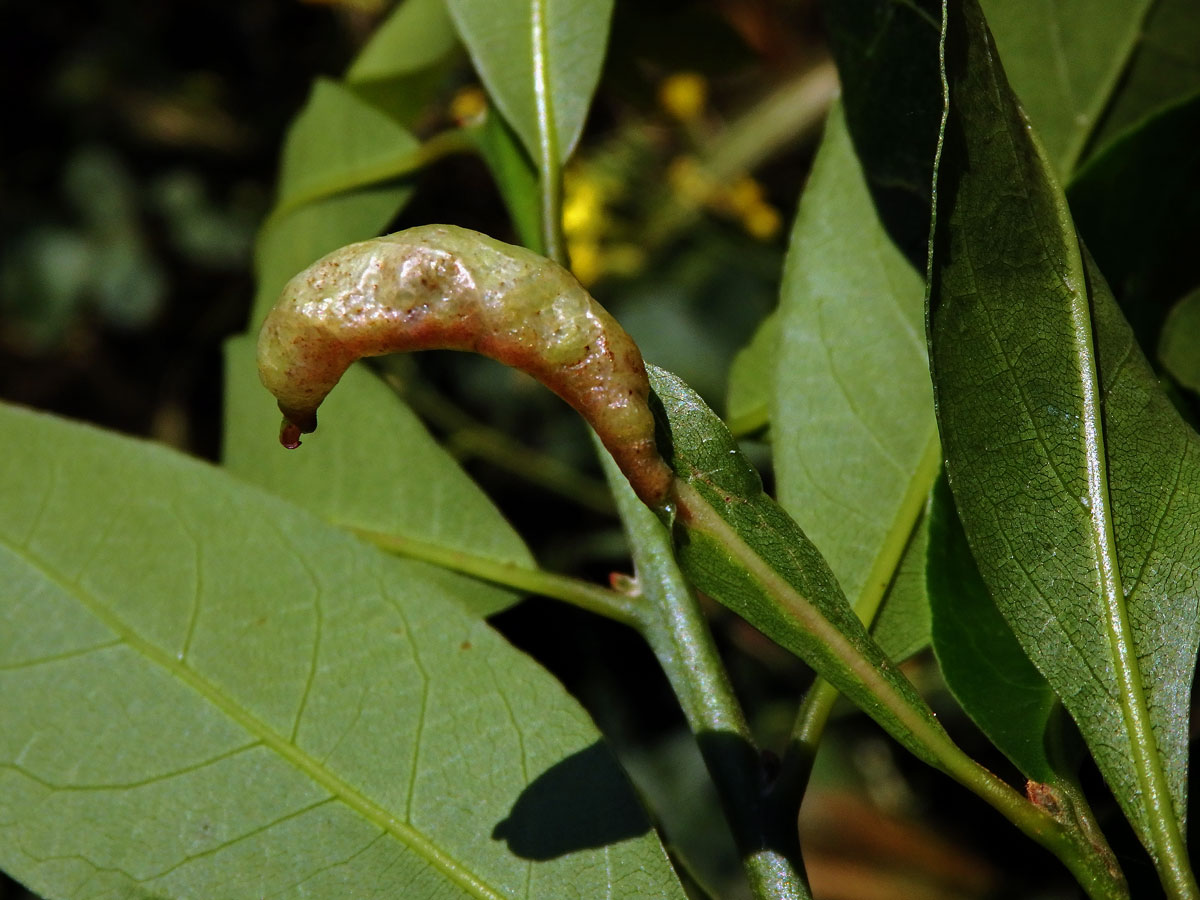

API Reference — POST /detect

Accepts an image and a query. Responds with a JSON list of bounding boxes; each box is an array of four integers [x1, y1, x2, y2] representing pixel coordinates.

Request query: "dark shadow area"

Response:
[[823, 0, 945, 270], [491, 741, 650, 860], [696, 729, 804, 866]]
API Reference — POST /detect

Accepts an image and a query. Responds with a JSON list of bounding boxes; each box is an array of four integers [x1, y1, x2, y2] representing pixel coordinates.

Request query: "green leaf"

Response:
[[250, 183, 414, 327], [1159, 285, 1200, 394], [344, 0, 463, 127], [346, 0, 459, 85], [1068, 91, 1200, 347], [929, 0, 1200, 882], [223, 336, 534, 617], [0, 402, 686, 900], [648, 365, 946, 771], [274, 78, 422, 221], [980, 0, 1151, 176], [772, 102, 940, 643], [467, 110, 543, 253], [725, 310, 776, 438], [598, 443, 811, 900], [871, 510, 931, 664], [444, 0, 614, 165], [648, 368, 1133, 898], [1088, 0, 1200, 154], [927, 474, 1057, 782]]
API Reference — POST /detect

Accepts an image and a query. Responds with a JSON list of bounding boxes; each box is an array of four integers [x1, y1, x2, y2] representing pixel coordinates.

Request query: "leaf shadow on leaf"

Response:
[[490, 741, 650, 860]]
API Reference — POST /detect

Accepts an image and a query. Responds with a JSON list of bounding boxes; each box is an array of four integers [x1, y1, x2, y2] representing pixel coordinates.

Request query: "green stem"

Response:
[[530, 0, 566, 265], [599, 449, 812, 900], [670, 477, 1128, 900], [784, 436, 941, 791], [398, 380, 615, 514], [349, 526, 641, 628]]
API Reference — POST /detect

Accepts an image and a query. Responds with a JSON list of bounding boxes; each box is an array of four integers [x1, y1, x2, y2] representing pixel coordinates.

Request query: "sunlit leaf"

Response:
[[445, 0, 614, 164], [275, 78, 421, 219], [648, 366, 945, 770], [223, 337, 534, 618], [0, 402, 686, 900], [773, 103, 938, 649]]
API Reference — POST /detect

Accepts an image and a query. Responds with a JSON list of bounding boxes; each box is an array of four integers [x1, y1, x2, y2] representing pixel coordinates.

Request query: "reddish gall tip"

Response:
[[280, 420, 303, 449]]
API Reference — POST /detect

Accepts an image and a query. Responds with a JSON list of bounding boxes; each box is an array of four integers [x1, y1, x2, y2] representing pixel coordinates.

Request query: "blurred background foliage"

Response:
[[0, 2, 1158, 898]]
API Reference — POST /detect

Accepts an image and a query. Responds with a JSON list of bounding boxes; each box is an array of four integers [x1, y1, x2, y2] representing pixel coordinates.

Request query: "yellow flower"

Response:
[[562, 176, 605, 238], [726, 175, 765, 216], [449, 86, 487, 126], [569, 239, 603, 286], [742, 202, 783, 240], [667, 156, 715, 205], [659, 72, 708, 123]]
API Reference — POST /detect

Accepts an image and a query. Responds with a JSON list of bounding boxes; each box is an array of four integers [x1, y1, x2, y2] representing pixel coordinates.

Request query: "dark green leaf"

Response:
[[445, 0, 614, 164], [928, 474, 1057, 782], [1159, 286, 1200, 394], [1088, 0, 1200, 154], [980, 0, 1151, 176], [929, 0, 1200, 873], [0, 402, 687, 900], [1068, 91, 1200, 348], [773, 103, 939, 645]]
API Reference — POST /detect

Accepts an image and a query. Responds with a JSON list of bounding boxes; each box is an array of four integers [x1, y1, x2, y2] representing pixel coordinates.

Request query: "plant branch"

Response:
[[598, 447, 812, 900], [644, 60, 838, 248], [349, 525, 641, 628], [396, 378, 615, 514], [669, 477, 1129, 900], [783, 435, 941, 793]]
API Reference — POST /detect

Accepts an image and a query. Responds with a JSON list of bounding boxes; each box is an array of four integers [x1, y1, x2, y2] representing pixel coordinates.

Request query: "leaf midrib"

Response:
[[7, 537, 511, 900], [955, 10, 1190, 876]]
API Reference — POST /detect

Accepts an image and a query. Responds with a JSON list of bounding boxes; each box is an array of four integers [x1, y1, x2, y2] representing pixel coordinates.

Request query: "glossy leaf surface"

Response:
[[445, 0, 614, 164], [0, 402, 685, 900], [929, 0, 1200, 869], [648, 366, 945, 770]]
